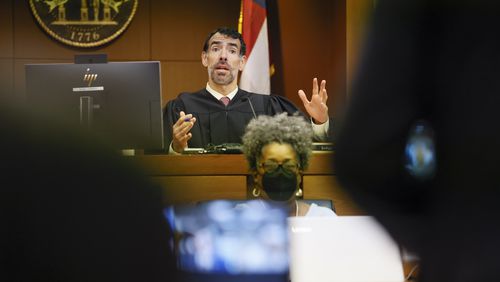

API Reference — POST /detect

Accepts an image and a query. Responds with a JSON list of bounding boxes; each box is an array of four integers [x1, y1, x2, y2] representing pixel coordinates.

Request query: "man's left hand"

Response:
[[298, 78, 329, 124]]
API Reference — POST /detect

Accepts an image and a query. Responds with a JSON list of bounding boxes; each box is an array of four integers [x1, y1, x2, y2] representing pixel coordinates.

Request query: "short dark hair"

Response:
[[202, 27, 247, 57]]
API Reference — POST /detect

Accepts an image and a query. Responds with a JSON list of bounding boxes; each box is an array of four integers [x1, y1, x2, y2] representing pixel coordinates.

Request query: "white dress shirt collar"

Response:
[[206, 83, 239, 101]]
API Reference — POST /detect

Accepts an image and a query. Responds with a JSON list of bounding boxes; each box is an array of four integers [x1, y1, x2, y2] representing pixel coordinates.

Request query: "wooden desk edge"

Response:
[[128, 152, 335, 176]]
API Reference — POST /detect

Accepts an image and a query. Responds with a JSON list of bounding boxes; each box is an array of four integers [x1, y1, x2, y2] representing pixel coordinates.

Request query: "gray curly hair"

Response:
[[242, 112, 313, 171]]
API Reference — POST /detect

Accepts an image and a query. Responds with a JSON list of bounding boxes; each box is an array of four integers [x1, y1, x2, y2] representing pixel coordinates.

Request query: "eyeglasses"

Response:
[[259, 160, 299, 173]]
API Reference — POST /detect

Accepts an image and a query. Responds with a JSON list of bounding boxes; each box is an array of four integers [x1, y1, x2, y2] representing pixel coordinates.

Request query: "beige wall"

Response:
[[1, 0, 346, 116]]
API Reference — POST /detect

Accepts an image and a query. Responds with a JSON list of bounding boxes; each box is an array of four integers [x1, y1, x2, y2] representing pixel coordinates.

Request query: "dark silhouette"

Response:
[[0, 104, 177, 281], [335, 1, 500, 282]]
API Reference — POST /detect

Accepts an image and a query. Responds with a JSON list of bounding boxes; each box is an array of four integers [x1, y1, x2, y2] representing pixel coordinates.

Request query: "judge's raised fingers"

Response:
[[320, 79, 326, 92], [312, 77, 319, 95], [175, 113, 193, 126], [297, 90, 310, 106], [174, 119, 195, 136], [320, 80, 328, 101]]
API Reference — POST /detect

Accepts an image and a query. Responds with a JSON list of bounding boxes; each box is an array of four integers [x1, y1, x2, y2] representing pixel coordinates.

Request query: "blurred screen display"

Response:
[[163, 199, 289, 277]]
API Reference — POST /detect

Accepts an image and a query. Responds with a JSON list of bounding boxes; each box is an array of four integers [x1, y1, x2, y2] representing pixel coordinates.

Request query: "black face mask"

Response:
[[262, 167, 298, 202]]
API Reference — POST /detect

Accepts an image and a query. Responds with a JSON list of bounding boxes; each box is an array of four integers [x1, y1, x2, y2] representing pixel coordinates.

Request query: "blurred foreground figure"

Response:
[[335, 1, 500, 282], [0, 104, 177, 282]]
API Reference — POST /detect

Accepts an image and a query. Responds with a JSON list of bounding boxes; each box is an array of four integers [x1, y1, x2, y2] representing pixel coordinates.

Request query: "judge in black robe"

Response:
[[164, 88, 332, 150], [163, 27, 332, 153]]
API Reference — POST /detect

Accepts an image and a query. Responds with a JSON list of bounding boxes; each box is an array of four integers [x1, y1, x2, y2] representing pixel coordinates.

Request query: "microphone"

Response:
[[242, 97, 257, 119]]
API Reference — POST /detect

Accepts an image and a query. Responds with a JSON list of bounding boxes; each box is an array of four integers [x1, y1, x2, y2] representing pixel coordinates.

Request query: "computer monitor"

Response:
[[25, 61, 164, 150], [164, 200, 290, 282]]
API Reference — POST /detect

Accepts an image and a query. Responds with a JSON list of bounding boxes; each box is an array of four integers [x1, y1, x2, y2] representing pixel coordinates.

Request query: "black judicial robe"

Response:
[[163, 88, 324, 150]]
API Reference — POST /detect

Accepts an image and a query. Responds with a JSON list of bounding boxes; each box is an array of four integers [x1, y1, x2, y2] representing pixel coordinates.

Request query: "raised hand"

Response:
[[297, 78, 329, 124], [172, 111, 196, 153]]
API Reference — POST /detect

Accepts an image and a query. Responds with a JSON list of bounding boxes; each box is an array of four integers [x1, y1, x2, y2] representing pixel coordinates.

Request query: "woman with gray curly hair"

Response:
[[242, 113, 336, 217]]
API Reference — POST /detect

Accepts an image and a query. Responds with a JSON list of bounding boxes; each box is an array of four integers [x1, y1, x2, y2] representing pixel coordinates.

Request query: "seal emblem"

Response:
[[29, 0, 138, 48]]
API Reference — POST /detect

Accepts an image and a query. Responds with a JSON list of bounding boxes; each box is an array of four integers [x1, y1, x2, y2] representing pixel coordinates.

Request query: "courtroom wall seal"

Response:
[[29, 0, 138, 48]]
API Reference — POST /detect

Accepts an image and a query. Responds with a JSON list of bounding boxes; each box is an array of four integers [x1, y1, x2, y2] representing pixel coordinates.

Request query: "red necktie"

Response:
[[220, 96, 230, 106]]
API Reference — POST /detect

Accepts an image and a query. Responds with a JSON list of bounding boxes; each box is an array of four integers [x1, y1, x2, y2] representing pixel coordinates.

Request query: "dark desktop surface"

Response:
[[144, 142, 335, 155]]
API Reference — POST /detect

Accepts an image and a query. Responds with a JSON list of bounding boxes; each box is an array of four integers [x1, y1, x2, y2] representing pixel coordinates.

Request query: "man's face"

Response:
[[202, 32, 246, 86]]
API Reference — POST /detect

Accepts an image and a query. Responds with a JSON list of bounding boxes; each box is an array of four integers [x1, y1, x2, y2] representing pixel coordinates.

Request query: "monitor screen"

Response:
[[25, 61, 164, 150], [164, 200, 290, 282]]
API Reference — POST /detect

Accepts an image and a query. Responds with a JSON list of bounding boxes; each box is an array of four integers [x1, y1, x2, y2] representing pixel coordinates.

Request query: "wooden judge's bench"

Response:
[[130, 152, 365, 216], [130, 152, 418, 279]]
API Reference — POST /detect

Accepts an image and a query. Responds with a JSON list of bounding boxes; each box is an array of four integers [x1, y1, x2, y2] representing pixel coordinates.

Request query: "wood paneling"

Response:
[[132, 153, 334, 176], [131, 153, 364, 215], [161, 61, 207, 106], [329, 0, 347, 114], [152, 175, 247, 205], [131, 154, 249, 176], [0, 0, 13, 59], [0, 59, 13, 98], [151, 0, 240, 61], [277, 0, 345, 116], [307, 152, 336, 174], [303, 175, 365, 215]]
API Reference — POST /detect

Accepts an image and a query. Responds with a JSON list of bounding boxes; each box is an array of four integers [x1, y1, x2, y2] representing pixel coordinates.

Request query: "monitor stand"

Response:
[[79, 96, 94, 129]]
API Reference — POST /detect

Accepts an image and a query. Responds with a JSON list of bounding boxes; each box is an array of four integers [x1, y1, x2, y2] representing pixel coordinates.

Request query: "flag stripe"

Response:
[[242, 0, 267, 57], [239, 0, 271, 94], [240, 19, 270, 94]]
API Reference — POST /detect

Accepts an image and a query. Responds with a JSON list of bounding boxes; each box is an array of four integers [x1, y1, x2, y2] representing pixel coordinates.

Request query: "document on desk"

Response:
[[288, 216, 405, 282]]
